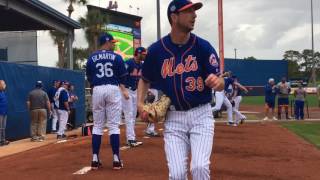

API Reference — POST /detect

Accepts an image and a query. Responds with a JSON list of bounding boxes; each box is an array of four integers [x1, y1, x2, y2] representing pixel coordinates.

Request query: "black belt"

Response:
[[126, 86, 136, 91]]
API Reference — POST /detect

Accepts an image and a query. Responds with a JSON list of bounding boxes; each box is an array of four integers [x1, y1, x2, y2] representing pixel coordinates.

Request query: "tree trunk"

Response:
[[57, 41, 65, 68], [310, 67, 317, 86], [93, 35, 98, 52]]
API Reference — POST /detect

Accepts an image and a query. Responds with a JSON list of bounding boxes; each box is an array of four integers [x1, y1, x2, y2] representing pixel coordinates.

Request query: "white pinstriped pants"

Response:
[[51, 103, 59, 131], [146, 88, 159, 133], [121, 89, 137, 141], [92, 85, 121, 136], [57, 110, 68, 136], [164, 103, 214, 180], [233, 96, 246, 122], [212, 91, 233, 123]]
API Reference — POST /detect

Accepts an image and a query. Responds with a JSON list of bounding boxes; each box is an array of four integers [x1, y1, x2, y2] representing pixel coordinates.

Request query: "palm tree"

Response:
[[49, 30, 66, 68], [49, 0, 87, 68], [73, 47, 90, 70], [79, 9, 109, 52], [64, 0, 87, 17]]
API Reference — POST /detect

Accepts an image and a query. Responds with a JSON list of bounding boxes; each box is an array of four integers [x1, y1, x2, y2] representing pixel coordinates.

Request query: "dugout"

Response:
[[0, 61, 86, 140], [224, 59, 288, 96], [0, 0, 81, 69]]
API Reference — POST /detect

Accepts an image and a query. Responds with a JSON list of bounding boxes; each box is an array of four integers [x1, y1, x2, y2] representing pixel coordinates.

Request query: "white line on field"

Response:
[[73, 166, 92, 175]]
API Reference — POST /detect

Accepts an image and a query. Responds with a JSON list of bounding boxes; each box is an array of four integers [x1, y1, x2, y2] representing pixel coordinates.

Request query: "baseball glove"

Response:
[[142, 95, 171, 123]]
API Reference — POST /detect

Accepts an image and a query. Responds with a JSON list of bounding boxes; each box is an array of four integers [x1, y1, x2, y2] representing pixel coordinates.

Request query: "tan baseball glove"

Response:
[[142, 95, 171, 123]]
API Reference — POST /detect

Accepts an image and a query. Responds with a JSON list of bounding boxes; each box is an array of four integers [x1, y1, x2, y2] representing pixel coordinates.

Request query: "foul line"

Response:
[[73, 166, 92, 175]]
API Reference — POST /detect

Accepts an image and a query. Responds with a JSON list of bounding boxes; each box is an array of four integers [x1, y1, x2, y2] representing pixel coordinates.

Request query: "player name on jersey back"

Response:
[[91, 52, 116, 62]]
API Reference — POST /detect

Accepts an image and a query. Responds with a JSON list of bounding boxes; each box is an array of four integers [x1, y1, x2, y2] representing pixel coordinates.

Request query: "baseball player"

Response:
[[212, 72, 246, 126], [86, 32, 129, 170], [121, 47, 146, 147], [263, 78, 278, 121], [293, 83, 306, 120], [47, 80, 61, 133], [54, 81, 70, 139], [277, 77, 291, 119], [137, 0, 224, 179], [231, 76, 248, 124], [317, 83, 320, 107], [144, 83, 161, 137]]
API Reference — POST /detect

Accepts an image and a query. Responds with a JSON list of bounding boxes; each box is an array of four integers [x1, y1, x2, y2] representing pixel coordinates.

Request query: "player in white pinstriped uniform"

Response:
[[137, 1, 225, 179], [86, 33, 129, 170], [54, 81, 70, 139], [144, 87, 160, 137], [121, 47, 146, 147], [212, 72, 246, 126], [231, 76, 248, 124]]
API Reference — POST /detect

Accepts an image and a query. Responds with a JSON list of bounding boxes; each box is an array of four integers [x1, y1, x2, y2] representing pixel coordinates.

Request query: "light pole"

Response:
[[310, 0, 316, 86], [218, 0, 224, 73], [234, 48, 237, 60], [156, 0, 161, 40]]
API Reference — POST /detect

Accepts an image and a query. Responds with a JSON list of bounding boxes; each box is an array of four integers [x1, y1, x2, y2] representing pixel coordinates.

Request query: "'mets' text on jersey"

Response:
[[124, 58, 142, 90], [142, 34, 220, 111], [86, 50, 127, 86]]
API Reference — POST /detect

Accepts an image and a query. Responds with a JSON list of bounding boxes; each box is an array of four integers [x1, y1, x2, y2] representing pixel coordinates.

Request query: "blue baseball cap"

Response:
[[35, 81, 43, 88], [167, 0, 203, 22], [99, 33, 118, 46], [61, 81, 70, 86], [135, 47, 147, 55]]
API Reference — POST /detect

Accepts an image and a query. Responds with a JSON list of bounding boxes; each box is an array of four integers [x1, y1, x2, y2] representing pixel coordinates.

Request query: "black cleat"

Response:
[[91, 161, 102, 170], [145, 131, 161, 137], [113, 160, 123, 170], [57, 134, 67, 139], [0, 140, 10, 146], [127, 140, 143, 147]]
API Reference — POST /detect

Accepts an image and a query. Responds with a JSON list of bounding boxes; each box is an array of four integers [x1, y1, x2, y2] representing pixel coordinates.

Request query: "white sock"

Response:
[[92, 154, 98, 162], [113, 154, 119, 162]]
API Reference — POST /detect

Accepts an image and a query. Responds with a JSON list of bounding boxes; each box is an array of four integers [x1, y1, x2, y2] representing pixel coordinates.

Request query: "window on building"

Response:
[[0, 49, 8, 61]]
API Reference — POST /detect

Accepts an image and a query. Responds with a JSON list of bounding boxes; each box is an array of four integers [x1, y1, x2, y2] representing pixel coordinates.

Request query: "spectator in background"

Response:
[[0, 80, 9, 146], [293, 83, 306, 120], [47, 80, 61, 133], [263, 78, 278, 121], [277, 77, 291, 120], [67, 84, 78, 130], [317, 84, 320, 108], [27, 81, 51, 142]]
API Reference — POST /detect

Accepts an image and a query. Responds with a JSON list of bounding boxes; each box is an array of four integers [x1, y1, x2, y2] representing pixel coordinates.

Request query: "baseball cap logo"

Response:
[[170, 5, 176, 12]]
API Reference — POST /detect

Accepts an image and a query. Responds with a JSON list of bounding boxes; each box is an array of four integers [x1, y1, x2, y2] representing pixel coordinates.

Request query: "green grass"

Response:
[[242, 94, 319, 107], [282, 122, 320, 149]]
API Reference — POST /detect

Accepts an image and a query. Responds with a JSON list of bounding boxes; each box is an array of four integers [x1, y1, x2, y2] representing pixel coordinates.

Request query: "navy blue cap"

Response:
[[61, 81, 70, 86], [35, 81, 43, 88], [99, 33, 118, 46], [135, 47, 147, 55], [167, 0, 203, 21]]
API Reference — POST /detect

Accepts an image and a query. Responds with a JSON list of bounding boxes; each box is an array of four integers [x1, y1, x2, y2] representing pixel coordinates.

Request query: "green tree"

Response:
[[244, 56, 257, 60], [73, 47, 89, 70], [283, 50, 301, 62], [50, 0, 87, 68], [79, 10, 109, 52], [50, 30, 66, 68], [283, 50, 303, 78], [64, 0, 88, 18], [282, 49, 319, 84]]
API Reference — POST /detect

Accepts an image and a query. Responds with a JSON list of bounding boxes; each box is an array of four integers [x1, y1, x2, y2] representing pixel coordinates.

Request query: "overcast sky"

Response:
[[38, 0, 320, 67]]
